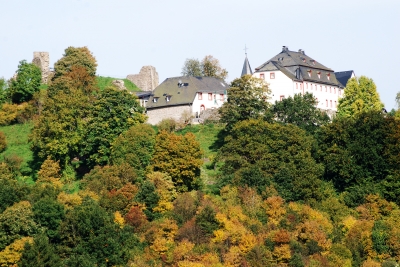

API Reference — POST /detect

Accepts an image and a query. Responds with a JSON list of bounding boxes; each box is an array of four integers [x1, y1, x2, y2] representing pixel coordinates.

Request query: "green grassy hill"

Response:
[[96, 76, 141, 92], [0, 122, 33, 176]]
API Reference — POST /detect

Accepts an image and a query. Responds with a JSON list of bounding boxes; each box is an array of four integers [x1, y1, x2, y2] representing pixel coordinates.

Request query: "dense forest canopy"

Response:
[[0, 47, 399, 266]]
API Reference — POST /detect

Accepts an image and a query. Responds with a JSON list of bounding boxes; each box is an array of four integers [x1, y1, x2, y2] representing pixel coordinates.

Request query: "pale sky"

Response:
[[1, 0, 399, 110]]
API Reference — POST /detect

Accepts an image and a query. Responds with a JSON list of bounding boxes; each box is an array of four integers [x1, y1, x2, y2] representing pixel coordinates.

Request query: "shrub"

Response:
[[157, 118, 177, 133], [0, 131, 6, 152]]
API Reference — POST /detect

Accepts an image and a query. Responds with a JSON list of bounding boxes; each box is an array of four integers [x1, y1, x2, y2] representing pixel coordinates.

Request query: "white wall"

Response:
[[254, 71, 342, 112], [192, 92, 226, 115]]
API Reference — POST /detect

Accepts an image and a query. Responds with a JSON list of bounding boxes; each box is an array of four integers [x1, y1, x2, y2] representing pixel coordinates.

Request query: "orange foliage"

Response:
[[356, 194, 394, 221], [125, 205, 148, 230], [273, 229, 291, 244]]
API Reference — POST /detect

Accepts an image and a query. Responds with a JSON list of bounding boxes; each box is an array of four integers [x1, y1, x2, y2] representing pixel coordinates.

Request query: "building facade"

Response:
[[146, 76, 228, 125], [249, 46, 345, 112]]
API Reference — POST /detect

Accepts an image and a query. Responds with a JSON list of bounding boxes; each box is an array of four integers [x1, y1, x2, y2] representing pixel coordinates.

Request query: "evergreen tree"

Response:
[[18, 235, 62, 267]]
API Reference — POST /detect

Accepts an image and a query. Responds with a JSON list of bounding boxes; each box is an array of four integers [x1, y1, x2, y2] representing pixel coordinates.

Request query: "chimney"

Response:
[[282, 46, 286, 52], [298, 49, 305, 55]]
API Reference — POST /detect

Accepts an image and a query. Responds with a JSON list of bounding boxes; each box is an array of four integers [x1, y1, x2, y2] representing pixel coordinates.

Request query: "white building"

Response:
[[246, 46, 350, 113], [146, 76, 228, 125]]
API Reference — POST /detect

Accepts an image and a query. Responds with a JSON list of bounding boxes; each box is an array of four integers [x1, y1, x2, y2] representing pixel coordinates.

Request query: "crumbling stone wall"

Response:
[[126, 66, 159, 91], [32, 52, 50, 84]]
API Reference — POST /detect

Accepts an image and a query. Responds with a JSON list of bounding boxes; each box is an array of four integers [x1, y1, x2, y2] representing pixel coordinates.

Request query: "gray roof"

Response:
[[255, 46, 342, 87], [335, 70, 354, 87], [241, 56, 253, 76], [146, 76, 229, 109]]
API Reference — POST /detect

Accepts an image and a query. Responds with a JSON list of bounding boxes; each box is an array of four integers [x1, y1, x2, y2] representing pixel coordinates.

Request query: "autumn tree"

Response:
[[219, 119, 324, 201], [30, 47, 99, 169], [272, 92, 330, 135], [151, 130, 203, 191], [53, 46, 97, 80], [9, 60, 41, 103], [219, 75, 272, 131], [80, 87, 146, 168], [181, 55, 228, 81], [337, 76, 384, 118]]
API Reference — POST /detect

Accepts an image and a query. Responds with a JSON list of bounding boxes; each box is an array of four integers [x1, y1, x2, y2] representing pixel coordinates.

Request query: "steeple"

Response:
[[241, 45, 253, 76]]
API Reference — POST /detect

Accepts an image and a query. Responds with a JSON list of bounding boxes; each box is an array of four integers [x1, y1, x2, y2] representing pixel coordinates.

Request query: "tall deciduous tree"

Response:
[[53, 46, 97, 80], [181, 58, 202, 77], [80, 87, 146, 168], [181, 55, 228, 81], [272, 92, 330, 134], [18, 234, 62, 267], [337, 76, 384, 118], [151, 131, 203, 192], [9, 60, 41, 103], [219, 75, 272, 131]]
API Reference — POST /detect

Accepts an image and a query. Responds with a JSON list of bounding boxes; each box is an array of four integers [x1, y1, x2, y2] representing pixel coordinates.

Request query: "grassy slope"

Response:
[[96, 76, 141, 92], [0, 122, 33, 175], [177, 124, 225, 191]]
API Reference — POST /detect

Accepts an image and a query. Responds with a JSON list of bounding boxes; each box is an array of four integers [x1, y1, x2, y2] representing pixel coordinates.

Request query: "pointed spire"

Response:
[[241, 45, 253, 76]]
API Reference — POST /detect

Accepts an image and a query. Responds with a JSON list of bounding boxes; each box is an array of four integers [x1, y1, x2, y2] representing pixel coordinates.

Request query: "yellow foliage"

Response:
[[173, 239, 195, 262], [341, 215, 358, 234], [295, 220, 332, 251], [147, 172, 176, 213], [57, 192, 82, 209], [177, 261, 205, 267], [220, 185, 240, 207], [199, 252, 223, 267], [223, 246, 243, 267], [114, 211, 125, 228], [0, 237, 33, 267], [264, 196, 286, 225], [78, 189, 100, 201], [148, 219, 179, 255], [0, 103, 30, 126], [238, 233, 257, 253], [272, 244, 291, 262], [289, 202, 333, 235], [362, 259, 382, 267]]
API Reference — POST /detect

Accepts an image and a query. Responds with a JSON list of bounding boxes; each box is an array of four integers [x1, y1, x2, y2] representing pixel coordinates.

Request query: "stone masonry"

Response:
[[126, 66, 159, 92], [32, 52, 50, 84], [147, 105, 191, 125]]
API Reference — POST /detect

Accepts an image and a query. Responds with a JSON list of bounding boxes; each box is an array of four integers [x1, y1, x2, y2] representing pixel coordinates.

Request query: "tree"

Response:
[[201, 55, 228, 80], [9, 60, 41, 103], [30, 47, 99, 169], [337, 76, 384, 118], [151, 131, 203, 192], [53, 46, 97, 80], [80, 87, 146, 168], [219, 119, 324, 201], [219, 75, 272, 131], [181, 55, 228, 81], [18, 235, 62, 267], [0, 77, 10, 104], [272, 92, 330, 134], [181, 58, 202, 77], [32, 198, 65, 240]]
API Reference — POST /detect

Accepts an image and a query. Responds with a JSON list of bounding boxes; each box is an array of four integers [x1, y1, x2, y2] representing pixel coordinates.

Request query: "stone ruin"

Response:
[[126, 66, 159, 92], [111, 79, 127, 90], [32, 52, 50, 84]]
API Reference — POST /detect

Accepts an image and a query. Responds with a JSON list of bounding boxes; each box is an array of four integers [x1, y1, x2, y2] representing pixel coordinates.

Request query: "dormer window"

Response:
[[317, 71, 321, 79], [307, 70, 312, 77], [166, 96, 171, 102], [311, 60, 316, 65], [153, 97, 159, 103], [326, 73, 331, 81]]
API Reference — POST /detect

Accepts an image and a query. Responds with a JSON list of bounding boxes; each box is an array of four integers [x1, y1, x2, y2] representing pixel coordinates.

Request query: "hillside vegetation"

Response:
[[0, 46, 399, 267], [96, 76, 141, 92]]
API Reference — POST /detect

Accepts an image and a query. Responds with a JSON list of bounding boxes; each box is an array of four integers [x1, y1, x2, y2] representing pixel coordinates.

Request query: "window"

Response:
[[300, 83, 303, 90], [334, 88, 336, 94], [307, 70, 311, 77], [334, 101, 337, 108], [327, 73, 330, 80], [330, 87, 332, 93], [153, 97, 159, 103], [296, 83, 298, 89], [326, 99, 328, 107], [270, 72, 275, 79], [220, 94, 224, 101], [306, 83, 308, 89], [280, 95, 285, 101], [317, 71, 321, 79], [330, 100, 332, 108], [166, 96, 171, 102], [208, 93, 212, 101], [260, 73, 265, 80], [198, 93, 202, 100], [200, 105, 205, 111]]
